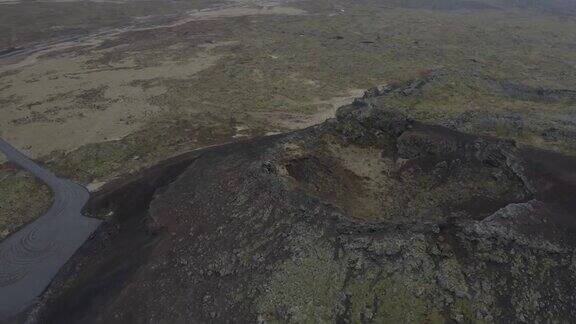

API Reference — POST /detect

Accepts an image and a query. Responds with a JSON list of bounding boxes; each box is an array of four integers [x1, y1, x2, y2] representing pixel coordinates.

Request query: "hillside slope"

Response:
[[27, 94, 576, 323]]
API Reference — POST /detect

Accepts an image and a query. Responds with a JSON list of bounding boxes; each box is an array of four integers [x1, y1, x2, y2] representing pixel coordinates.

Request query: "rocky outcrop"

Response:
[[26, 98, 576, 323]]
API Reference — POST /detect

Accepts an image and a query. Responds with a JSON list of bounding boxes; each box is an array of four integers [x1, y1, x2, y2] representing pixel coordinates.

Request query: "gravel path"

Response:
[[0, 138, 100, 321]]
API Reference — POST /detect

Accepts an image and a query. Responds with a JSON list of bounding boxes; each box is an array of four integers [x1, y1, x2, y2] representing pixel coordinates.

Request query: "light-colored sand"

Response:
[[271, 89, 366, 129], [0, 38, 102, 75], [186, 6, 305, 20], [0, 0, 309, 159], [0, 50, 221, 157], [0, 0, 305, 74], [306, 89, 366, 125]]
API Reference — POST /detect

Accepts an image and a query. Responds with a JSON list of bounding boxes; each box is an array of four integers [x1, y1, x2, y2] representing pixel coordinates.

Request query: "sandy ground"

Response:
[[0, 3, 304, 75], [271, 88, 366, 129], [186, 5, 305, 19], [0, 50, 220, 157], [0, 0, 307, 158]]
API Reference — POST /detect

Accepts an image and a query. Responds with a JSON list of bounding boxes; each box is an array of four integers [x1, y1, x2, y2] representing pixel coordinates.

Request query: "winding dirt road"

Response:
[[0, 138, 101, 321]]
